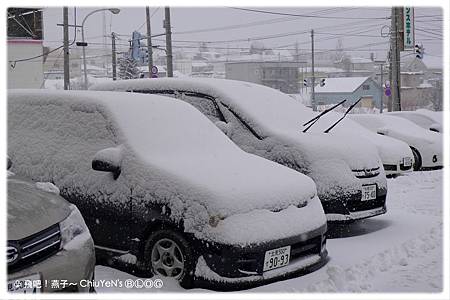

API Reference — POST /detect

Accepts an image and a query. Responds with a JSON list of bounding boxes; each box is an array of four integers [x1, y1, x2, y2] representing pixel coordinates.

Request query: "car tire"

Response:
[[410, 147, 422, 171], [143, 229, 197, 289]]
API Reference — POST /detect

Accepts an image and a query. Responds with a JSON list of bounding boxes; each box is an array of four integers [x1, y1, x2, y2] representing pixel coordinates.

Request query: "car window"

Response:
[[131, 89, 225, 123], [177, 92, 224, 123]]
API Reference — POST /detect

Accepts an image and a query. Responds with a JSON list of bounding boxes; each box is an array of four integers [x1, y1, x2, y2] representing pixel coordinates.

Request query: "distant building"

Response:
[[314, 77, 382, 108], [400, 56, 443, 110], [225, 61, 299, 94], [7, 8, 44, 88]]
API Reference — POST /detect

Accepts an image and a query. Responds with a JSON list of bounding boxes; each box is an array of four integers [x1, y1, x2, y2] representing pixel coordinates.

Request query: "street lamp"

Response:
[[81, 8, 120, 89]]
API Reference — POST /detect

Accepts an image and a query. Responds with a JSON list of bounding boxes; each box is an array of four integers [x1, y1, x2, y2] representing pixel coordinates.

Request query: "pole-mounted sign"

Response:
[[403, 7, 415, 50]]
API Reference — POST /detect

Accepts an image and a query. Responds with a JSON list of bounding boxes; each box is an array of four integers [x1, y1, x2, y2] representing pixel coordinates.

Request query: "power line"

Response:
[[9, 8, 78, 67], [228, 7, 390, 20]]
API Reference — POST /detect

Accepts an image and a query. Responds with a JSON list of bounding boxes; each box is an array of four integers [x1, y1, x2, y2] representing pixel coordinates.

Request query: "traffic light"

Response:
[[320, 78, 326, 87], [303, 79, 308, 87], [415, 44, 424, 59]]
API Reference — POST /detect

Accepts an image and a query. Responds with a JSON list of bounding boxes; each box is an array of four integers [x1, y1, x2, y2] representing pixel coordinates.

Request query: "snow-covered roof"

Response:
[[302, 67, 346, 73], [349, 57, 373, 64], [315, 77, 370, 93]]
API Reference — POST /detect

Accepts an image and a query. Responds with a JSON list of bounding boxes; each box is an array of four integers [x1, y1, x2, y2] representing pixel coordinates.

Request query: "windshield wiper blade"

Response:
[[324, 97, 362, 133], [302, 99, 346, 133]]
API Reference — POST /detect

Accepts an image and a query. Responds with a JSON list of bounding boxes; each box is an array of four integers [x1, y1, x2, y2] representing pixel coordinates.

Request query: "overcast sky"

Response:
[[43, 6, 443, 61]]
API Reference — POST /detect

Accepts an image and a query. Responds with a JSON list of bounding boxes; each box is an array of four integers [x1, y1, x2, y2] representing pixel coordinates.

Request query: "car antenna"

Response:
[[302, 99, 346, 133], [324, 97, 363, 133]]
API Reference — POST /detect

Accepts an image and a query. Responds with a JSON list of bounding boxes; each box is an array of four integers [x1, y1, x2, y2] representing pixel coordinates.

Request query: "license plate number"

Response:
[[403, 157, 412, 167], [263, 245, 291, 272], [361, 184, 377, 201], [8, 273, 41, 293]]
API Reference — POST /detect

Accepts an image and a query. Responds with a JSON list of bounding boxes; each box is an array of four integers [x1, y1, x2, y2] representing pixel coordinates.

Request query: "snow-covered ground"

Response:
[[95, 170, 443, 293]]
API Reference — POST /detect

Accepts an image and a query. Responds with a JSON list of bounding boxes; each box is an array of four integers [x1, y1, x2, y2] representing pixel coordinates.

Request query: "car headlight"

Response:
[[59, 205, 89, 248]]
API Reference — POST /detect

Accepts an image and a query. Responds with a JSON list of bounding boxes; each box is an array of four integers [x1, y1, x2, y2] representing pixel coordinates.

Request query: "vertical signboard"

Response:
[[403, 7, 415, 50]]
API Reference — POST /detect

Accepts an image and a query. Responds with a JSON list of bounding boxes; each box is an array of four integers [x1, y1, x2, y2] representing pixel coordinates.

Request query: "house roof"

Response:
[[314, 77, 370, 93]]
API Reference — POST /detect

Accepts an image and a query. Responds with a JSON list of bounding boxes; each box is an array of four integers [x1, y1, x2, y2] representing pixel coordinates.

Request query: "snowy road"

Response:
[[95, 170, 443, 293]]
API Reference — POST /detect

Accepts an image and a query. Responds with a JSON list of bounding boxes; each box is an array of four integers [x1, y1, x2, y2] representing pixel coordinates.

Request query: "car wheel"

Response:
[[410, 147, 422, 171], [143, 230, 197, 288]]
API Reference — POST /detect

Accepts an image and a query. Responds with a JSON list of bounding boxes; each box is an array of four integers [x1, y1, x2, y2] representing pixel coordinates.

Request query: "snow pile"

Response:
[[196, 195, 325, 246], [35, 182, 60, 194], [8, 89, 323, 245], [299, 224, 441, 292]]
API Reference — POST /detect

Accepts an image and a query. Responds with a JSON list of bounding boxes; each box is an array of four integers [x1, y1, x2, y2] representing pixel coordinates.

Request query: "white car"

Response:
[[349, 114, 443, 171], [9, 89, 327, 288], [387, 110, 443, 133], [91, 78, 388, 223], [305, 111, 414, 177]]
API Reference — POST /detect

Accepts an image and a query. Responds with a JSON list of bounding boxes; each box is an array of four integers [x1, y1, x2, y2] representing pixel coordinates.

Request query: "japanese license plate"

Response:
[[8, 273, 41, 293], [403, 157, 412, 167], [263, 245, 291, 272], [361, 184, 377, 201]]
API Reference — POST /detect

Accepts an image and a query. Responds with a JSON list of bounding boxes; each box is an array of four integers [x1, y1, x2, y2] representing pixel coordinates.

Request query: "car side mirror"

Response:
[[376, 128, 389, 135], [215, 121, 230, 135], [429, 123, 441, 133], [92, 146, 123, 180], [7, 156, 12, 170]]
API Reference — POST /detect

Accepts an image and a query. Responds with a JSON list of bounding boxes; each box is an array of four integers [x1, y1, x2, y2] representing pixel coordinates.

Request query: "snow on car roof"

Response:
[[349, 114, 439, 142], [91, 78, 383, 171], [8, 89, 317, 221]]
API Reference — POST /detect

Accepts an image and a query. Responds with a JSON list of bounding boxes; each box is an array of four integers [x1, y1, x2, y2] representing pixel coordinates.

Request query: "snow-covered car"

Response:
[[349, 114, 443, 171], [303, 111, 414, 177], [8, 90, 328, 289], [387, 110, 443, 133], [91, 78, 388, 222], [7, 158, 95, 293]]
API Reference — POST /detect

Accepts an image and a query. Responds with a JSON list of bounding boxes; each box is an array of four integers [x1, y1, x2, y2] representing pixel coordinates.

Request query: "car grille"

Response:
[[352, 167, 380, 179], [8, 224, 61, 273]]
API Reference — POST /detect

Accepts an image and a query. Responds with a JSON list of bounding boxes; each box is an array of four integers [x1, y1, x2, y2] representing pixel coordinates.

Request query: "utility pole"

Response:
[[145, 6, 153, 77], [111, 32, 117, 80], [311, 29, 316, 111], [390, 7, 402, 111], [63, 7, 70, 90], [379, 63, 384, 113], [164, 7, 173, 77]]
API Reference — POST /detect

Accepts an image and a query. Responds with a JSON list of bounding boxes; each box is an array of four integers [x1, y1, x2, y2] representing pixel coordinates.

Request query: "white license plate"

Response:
[[8, 273, 41, 293], [263, 245, 291, 272], [361, 184, 377, 201], [403, 157, 412, 167]]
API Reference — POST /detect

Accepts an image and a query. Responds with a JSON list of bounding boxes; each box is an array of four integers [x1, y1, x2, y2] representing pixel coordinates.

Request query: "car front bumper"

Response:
[[8, 232, 95, 293], [192, 223, 327, 290], [321, 187, 387, 222]]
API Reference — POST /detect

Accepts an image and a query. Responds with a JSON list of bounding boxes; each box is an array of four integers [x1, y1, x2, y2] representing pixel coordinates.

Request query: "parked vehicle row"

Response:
[[7, 78, 443, 291], [349, 114, 443, 171], [91, 78, 389, 222]]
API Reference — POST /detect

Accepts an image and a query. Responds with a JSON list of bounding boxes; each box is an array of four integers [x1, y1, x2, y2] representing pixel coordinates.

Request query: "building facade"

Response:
[[225, 61, 300, 94]]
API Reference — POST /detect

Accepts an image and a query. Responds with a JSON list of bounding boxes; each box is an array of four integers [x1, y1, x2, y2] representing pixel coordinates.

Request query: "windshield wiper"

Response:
[[324, 97, 362, 133], [302, 99, 346, 133]]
